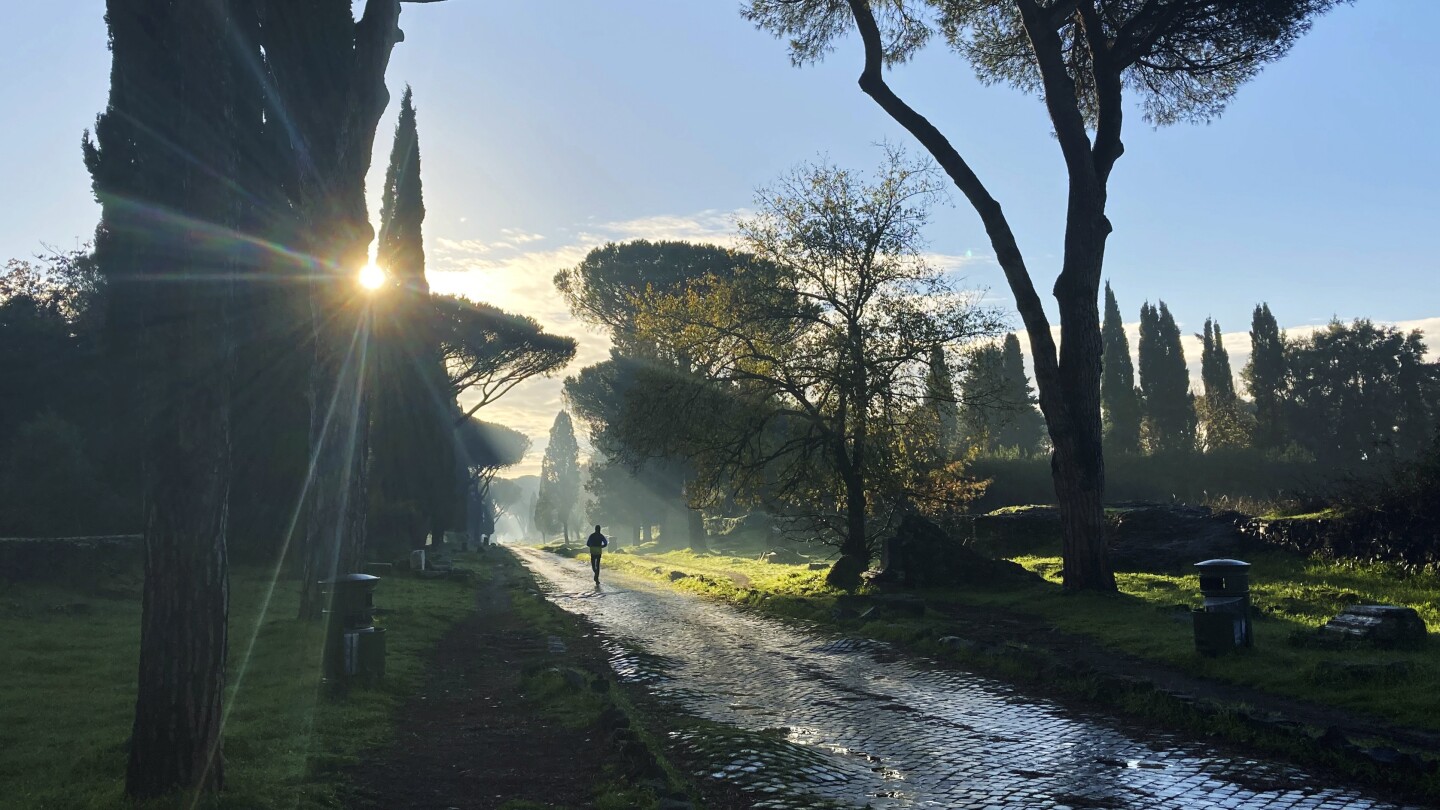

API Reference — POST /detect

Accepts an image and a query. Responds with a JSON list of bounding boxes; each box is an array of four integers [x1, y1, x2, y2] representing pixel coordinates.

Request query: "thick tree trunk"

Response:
[[115, 0, 235, 797], [263, 0, 411, 618], [826, 463, 870, 590], [127, 384, 231, 797], [841, 468, 868, 562], [299, 304, 373, 619], [1048, 211, 1117, 592], [687, 508, 707, 551], [641, 522, 652, 544]]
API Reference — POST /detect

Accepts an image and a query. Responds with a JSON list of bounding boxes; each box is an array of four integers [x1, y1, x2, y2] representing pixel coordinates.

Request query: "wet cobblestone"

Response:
[[514, 547, 1423, 809]]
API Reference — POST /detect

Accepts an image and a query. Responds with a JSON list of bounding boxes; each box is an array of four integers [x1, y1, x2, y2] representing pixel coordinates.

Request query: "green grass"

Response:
[[0, 563, 478, 809], [983, 548, 1440, 728], [564, 543, 846, 623]]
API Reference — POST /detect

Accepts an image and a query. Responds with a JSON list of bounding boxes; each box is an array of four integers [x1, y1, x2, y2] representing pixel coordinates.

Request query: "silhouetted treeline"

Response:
[[0, 250, 138, 536]]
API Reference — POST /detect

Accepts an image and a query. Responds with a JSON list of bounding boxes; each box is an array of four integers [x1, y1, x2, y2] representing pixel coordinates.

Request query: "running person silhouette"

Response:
[[585, 525, 608, 585]]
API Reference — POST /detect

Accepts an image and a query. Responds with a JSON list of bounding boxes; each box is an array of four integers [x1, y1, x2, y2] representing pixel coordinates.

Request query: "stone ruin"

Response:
[[1316, 604, 1429, 650]]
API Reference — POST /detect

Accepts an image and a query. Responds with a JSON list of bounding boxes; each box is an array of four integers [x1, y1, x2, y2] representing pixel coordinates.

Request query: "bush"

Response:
[[1310, 436, 1440, 568], [968, 449, 1320, 513], [0, 412, 119, 536]]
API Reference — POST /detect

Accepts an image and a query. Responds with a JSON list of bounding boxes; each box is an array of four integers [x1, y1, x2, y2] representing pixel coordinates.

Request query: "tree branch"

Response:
[[844, 0, 1059, 385]]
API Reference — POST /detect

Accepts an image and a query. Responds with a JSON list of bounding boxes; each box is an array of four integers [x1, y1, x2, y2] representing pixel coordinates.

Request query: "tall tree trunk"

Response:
[[687, 508, 707, 551], [841, 466, 868, 561], [100, 0, 236, 797], [261, 0, 412, 618], [1048, 205, 1116, 591]]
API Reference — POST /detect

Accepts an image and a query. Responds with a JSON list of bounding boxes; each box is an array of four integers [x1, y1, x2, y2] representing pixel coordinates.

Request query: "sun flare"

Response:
[[358, 262, 386, 291]]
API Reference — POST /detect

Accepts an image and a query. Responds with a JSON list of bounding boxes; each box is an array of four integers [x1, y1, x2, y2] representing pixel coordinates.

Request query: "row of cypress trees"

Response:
[[1101, 283, 1437, 465]]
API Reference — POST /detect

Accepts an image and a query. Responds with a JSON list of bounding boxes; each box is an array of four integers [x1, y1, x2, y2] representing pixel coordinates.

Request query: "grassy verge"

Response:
[[984, 549, 1440, 725], [0, 563, 479, 809]]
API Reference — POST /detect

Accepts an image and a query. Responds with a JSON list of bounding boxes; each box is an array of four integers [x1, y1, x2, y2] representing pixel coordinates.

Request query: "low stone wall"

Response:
[[1239, 515, 1440, 569], [0, 535, 142, 585]]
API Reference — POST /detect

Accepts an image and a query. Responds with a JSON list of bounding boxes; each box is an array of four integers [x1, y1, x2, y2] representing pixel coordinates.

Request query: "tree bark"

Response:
[[687, 508, 707, 551], [112, 0, 235, 797], [260, 0, 412, 617]]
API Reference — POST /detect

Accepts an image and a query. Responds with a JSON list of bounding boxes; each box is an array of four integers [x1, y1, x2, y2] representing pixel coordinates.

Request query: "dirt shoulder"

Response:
[[345, 549, 765, 810], [345, 558, 603, 809]]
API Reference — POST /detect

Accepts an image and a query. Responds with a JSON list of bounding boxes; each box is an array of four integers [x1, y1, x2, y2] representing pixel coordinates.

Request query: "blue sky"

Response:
[[4, 2, 1437, 472]]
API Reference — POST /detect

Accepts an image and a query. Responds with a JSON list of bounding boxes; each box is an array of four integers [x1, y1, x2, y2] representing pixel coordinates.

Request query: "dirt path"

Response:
[[346, 556, 614, 810]]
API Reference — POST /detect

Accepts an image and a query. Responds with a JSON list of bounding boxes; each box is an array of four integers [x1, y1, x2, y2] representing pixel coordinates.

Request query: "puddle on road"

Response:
[[518, 548, 1424, 810]]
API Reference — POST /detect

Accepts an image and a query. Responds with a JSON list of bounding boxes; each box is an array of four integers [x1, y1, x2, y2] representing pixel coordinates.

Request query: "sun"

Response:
[[358, 262, 386, 291]]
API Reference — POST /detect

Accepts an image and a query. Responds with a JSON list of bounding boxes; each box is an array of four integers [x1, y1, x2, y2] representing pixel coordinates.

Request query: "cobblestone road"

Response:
[[511, 546, 1420, 810]]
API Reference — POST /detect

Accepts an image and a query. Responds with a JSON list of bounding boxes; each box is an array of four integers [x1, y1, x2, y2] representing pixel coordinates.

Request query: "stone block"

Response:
[[1317, 604, 1428, 649]]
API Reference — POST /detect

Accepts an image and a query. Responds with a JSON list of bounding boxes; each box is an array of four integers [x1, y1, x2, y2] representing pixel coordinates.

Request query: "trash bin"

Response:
[[1192, 558, 1252, 655], [322, 573, 386, 685]]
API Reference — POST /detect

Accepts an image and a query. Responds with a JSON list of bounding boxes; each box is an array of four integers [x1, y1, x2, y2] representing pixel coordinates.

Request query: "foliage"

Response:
[[1310, 435, 1440, 568], [436, 294, 577, 419], [960, 334, 1046, 457], [555, 240, 774, 357], [1198, 318, 1252, 451], [921, 344, 961, 456], [1285, 319, 1437, 467], [0, 248, 104, 327], [557, 241, 775, 548], [0, 249, 124, 529], [628, 148, 1002, 577], [1101, 282, 1141, 455], [457, 417, 530, 472], [563, 353, 689, 544], [1244, 303, 1289, 452], [1138, 301, 1196, 453], [368, 86, 455, 558], [967, 449, 1319, 514], [0, 412, 119, 537]]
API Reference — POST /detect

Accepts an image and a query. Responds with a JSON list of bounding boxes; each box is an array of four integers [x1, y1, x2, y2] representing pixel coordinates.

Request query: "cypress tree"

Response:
[[959, 336, 1045, 457], [958, 343, 1004, 454], [1244, 303, 1287, 452], [1138, 301, 1196, 453], [369, 87, 456, 558], [1198, 318, 1249, 450], [923, 344, 960, 457], [537, 412, 581, 543], [1199, 319, 1236, 401], [1100, 282, 1141, 454], [994, 334, 1047, 456]]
